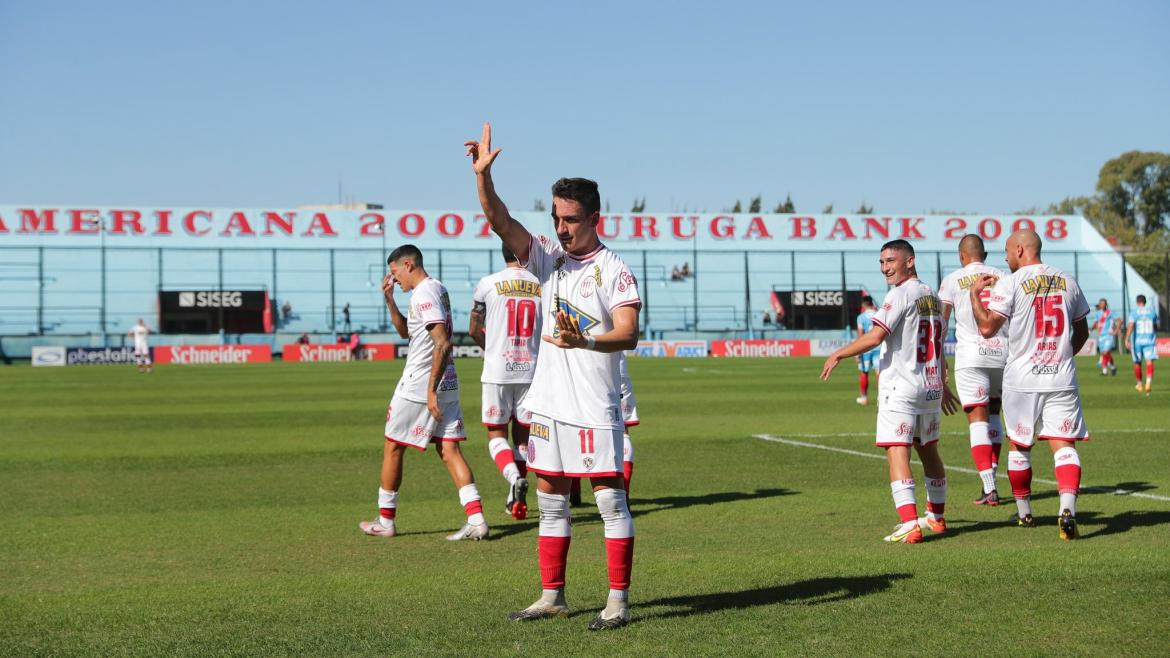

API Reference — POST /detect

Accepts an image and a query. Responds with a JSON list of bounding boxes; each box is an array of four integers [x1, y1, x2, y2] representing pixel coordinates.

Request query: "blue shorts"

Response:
[[1132, 344, 1158, 364], [858, 351, 880, 373], [1097, 336, 1116, 353]]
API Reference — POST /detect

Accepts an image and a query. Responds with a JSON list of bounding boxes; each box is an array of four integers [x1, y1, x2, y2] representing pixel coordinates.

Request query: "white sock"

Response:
[[1059, 493, 1077, 516], [377, 488, 398, 527], [458, 484, 485, 526]]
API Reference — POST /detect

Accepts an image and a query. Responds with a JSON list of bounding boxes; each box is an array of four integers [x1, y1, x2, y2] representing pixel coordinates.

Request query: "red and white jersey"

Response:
[[939, 261, 1009, 369], [870, 278, 946, 414], [130, 323, 150, 351], [395, 277, 459, 404], [987, 263, 1090, 392], [522, 234, 641, 429], [473, 267, 542, 384]]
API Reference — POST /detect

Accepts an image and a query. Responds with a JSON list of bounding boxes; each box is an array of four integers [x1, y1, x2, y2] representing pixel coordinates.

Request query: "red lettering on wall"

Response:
[[303, 212, 337, 237], [19, 208, 58, 234], [70, 209, 101, 234], [1012, 217, 1036, 234], [437, 213, 464, 237], [790, 216, 817, 239], [221, 211, 255, 236], [743, 216, 773, 240], [184, 211, 212, 236], [863, 217, 889, 240], [669, 215, 697, 239], [631, 215, 659, 239], [943, 217, 966, 239], [899, 217, 925, 239], [110, 209, 144, 234], [0, 213, 7, 233], [398, 213, 424, 237], [827, 217, 856, 240], [359, 213, 385, 236], [263, 212, 295, 236], [978, 217, 1001, 241], [475, 214, 492, 238], [1046, 218, 1068, 240], [710, 215, 734, 239], [598, 215, 621, 239], [153, 210, 173, 235]]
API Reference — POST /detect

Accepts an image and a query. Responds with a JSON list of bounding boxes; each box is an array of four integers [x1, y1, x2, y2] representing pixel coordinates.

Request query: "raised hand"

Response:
[[381, 274, 396, 300], [464, 122, 503, 175]]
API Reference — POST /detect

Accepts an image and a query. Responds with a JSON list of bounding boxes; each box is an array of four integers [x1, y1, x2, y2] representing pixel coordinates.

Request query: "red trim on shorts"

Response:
[[514, 420, 531, 428], [528, 466, 565, 478], [624, 420, 640, 427], [876, 437, 938, 447], [1009, 438, 1032, 449], [562, 470, 622, 478], [1037, 434, 1089, 442], [385, 435, 427, 451], [482, 422, 510, 430], [875, 441, 910, 447], [431, 436, 466, 443], [963, 402, 989, 412]]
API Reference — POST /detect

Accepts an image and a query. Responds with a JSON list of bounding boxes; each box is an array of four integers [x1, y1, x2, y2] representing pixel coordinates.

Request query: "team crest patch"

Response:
[[579, 276, 595, 298], [557, 299, 600, 334], [582, 457, 594, 469]]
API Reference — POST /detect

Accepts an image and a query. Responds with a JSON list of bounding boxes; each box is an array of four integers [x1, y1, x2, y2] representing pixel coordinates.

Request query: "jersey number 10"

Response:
[[505, 298, 537, 338]]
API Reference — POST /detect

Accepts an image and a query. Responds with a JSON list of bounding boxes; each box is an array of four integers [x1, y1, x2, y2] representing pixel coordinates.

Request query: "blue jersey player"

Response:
[[1090, 299, 1120, 376], [1125, 294, 1159, 394], [855, 295, 882, 405]]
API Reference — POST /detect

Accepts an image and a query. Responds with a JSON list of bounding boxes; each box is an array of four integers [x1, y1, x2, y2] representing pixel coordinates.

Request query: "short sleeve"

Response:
[[605, 259, 642, 312], [871, 287, 907, 334], [472, 277, 489, 304], [523, 234, 560, 282], [1068, 281, 1090, 322], [986, 276, 1013, 319], [412, 284, 445, 327], [938, 275, 954, 305]]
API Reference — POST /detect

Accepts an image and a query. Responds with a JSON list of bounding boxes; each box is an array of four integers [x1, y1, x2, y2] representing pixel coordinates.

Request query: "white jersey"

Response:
[[939, 262, 1009, 369], [870, 278, 945, 414], [472, 267, 542, 384], [987, 263, 1090, 392], [131, 324, 150, 351], [522, 234, 641, 429], [394, 277, 459, 404]]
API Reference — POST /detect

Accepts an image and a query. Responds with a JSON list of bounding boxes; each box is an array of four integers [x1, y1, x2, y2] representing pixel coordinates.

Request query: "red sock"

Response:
[[859, 372, 869, 396], [379, 507, 396, 520], [1135, 364, 1144, 382], [1009, 463, 1033, 499], [1147, 362, 1155, 379], [537, 536, 571, 589], [1104, 352, 1113, 368], [896, 504, 918, 523], [492, 449, 514, 474], [463, 500, 483, 518], [623, 461, 634, 493], [991, 440, 1003, 468], [971, 444, 994, 471], [605, 537, 635, 590], [1055, 462, 1081, 495]]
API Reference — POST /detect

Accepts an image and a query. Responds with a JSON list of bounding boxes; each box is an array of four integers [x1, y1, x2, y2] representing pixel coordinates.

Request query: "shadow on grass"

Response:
[[631, 573, 912, 620], [1027, 481, 1157, 503], [1075, 509, 1170, 540], [629, 487, 798, 519]]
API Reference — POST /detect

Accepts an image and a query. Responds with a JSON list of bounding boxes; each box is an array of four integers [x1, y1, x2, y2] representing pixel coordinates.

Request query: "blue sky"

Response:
[[1, 1, 1167, 214]]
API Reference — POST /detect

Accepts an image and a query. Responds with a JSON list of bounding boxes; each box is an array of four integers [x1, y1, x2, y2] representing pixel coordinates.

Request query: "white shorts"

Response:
[[384, 394, 466, 451], [481, 382, 533, 428], [134, 344, 149, 357], [526, 412, 623, 478], [621, 388, 639, 427], [1001, 389, 1088, 448], [875, 408, 941, 447], [954, 366, 1003, 410]]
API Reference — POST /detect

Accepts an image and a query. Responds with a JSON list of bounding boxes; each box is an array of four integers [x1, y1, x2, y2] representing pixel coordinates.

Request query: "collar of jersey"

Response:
[[565, 243, 606, 261]]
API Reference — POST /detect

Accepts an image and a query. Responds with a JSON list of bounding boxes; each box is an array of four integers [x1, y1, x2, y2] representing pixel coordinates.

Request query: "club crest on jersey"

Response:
[[579, 276, 595, 298], [557, 299, 600, 334], [582, 457, 595, 469]]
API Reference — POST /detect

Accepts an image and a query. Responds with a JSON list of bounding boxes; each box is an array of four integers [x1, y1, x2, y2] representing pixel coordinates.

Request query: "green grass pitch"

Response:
[[2, 356, 1168, 656]]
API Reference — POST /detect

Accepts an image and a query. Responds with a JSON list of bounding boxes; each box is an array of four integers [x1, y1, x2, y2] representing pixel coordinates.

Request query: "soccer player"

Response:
[[467, 122, 640, 630], [821, 240, 957, 544], [359, 245, 489, 541], [470, 244, 542, 520], [1091, 299, 1120, 376], [969, 229, 1091, 539], [571, 354, 637, 504], [128, 318, 152, 373], [1125, 294, 1159, 394], [855, 295, 881, 406], [938, 235, 1008, 506]]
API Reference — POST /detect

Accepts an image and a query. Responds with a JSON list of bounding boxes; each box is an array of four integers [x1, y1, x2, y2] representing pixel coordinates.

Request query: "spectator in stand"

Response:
[[762, 311, 772, 326], [297, 333, 310, 345], [680, 262, 691, 277], [281, 300, 293, 323], [342, 303, 352, 332], [671, 265, 683, 281]]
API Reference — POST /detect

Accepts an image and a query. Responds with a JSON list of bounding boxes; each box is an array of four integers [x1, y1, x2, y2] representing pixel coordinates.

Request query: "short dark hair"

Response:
[[551, 177, 601, 216], [861, 295, 874, 306], [880, 239, 915, 256], [1137, 294, 1147, 304], [501, 244, 517, 263], [388, 244, 423, 267]]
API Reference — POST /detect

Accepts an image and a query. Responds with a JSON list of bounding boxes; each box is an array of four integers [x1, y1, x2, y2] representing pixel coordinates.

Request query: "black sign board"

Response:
[[158, 291, 271, 333]]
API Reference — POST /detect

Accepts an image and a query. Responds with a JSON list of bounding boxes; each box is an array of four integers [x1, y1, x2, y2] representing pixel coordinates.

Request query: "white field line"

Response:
[[753, 433, 1170, 503], [780, 428, 1166, 439]]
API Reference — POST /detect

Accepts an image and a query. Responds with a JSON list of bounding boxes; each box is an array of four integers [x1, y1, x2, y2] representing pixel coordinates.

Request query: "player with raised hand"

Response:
[[1125, 294, 1158, 394], [467, 122, 641, 630], [469, 244, 542, 520], [821, 240, 958, 544], [1091, 299, 1120, 376], [855, 295, 881, 405], [969, 230, 1091, 539], [938, 235, 1009, 506], [358, 245, 489, 542]]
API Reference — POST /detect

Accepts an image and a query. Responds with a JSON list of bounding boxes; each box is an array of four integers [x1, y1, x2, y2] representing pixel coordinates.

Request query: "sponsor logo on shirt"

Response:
[[557, 299, 600, 334], [915, 296, 941, 317], [617, 271, 636, 292], [529, 422, 550, 440], [493, 279, 541, 297], [1020, 275, 1067, 295]]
